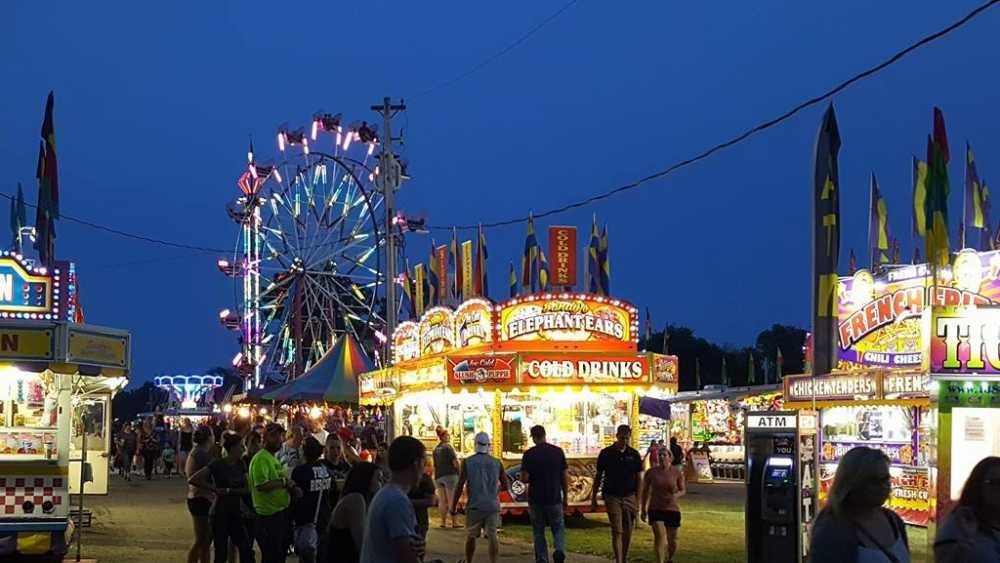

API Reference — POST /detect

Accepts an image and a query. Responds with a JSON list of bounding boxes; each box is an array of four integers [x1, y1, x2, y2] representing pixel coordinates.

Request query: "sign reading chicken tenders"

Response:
[[498, 294, 636, 346]]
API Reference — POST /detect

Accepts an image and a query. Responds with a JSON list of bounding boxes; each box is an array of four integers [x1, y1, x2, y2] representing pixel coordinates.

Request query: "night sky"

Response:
[[4, 1, 999, 386]]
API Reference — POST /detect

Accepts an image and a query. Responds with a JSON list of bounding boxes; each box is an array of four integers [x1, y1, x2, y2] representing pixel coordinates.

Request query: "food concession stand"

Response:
[[0, 254, 130, 557], [359, 294, 679, 512]]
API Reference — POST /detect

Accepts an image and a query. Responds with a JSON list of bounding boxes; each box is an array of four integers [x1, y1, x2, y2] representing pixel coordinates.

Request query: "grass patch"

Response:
[[502, 484, 931, 563]]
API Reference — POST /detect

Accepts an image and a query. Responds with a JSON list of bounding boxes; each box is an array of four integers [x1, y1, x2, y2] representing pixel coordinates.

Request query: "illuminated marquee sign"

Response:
[[453, 299, 492, 348], [393, 322, 419, 363], [499, 294, 636, 344], [0, 255, 54, 316], [447, 354, 516, 386], [929, 306, 1000, 374], [651, 354, 679, 384], [838, 252, 1000, 368], [785, 372, 878, 402], [518, 353, 648, 385], [418, 307, 454, 357]]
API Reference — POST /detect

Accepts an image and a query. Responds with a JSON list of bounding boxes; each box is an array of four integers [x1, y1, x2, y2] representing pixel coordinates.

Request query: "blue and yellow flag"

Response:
[[521, 213, 539, 293], [509, 261, 517, 298], [912, 157, 928, 237], [965, 142, 986, 249], [925, 108, 951, 270], [598, 225, 610, 296], [869, 174, 890, 268], [401, 259, 416, 319], [538, 249, 550, 292], [587, 215, 600, 293], [476, 224, 488, 298], [414, 263, 426, 317]]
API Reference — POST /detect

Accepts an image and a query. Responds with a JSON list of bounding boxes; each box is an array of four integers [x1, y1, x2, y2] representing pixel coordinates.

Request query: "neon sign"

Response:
[[0, 254, 54, 316]]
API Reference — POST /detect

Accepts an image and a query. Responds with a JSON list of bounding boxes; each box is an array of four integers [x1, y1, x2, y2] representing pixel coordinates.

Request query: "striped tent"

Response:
[[262, 334, 373, 403]]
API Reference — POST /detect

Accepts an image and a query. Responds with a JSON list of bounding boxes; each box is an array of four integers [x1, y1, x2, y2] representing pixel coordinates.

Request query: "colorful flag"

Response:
[[508, 261, 517, 298], [521, 213, 539, 293], [848, 249, 857, 274], [912, 157, 928, 237], [913, 246, 922, 264], [414, 263, 426, 317], [869, 174, 890, 268], [747, 352, 756, 385], [644, 309, 652, 348], [538, 249, 550, 292], [812, 104, 841, 376], [586, 215, 600, 294], [965, 142, 986, 249], [428, 242, 441, 307], [475, 224, 489, 298], [9, 184, 22, 252], [461, 240, 474, 300], [401, 260, 416, 319], [450, 228, 462, 301], [598, 225, 610, 296], [982, 180, 993, 251], [776, 347, 784, 380], [925, 108, 951, 270], [35, 92, 59, 265]]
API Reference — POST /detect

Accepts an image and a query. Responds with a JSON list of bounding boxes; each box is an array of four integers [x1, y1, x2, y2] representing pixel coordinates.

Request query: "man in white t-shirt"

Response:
[[360, 436, 426, 563]]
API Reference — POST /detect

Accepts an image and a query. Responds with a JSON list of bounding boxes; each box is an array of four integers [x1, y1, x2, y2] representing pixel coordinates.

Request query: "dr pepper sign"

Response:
[[548, 226, 577, 287], [929, 306, 1000, 374]]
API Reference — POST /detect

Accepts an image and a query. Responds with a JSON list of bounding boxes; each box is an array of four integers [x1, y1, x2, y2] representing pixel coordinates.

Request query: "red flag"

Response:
[[35, 92, 59, 265]]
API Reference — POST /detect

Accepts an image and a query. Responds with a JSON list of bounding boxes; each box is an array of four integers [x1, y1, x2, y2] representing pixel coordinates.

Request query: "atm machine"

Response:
[[745, 410, 817, 563]]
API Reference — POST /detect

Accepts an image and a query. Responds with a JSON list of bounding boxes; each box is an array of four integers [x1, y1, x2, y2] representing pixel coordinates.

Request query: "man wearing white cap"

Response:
[[451, 432, 510, 563]]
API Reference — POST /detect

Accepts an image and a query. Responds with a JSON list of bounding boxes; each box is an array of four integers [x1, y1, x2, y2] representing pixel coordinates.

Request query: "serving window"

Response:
[[0, 371, 61, 461], [500, 390, 631, 458]]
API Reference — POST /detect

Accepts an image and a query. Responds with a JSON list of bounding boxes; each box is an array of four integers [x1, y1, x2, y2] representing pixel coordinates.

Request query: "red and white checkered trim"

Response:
[[0, 477, 65, 516]]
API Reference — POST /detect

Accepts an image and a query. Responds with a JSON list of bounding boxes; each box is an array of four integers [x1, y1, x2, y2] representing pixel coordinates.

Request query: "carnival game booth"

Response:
[[665, 384, 783, 482], [360, 294, 679, 513], [782, 370, 931, 526]]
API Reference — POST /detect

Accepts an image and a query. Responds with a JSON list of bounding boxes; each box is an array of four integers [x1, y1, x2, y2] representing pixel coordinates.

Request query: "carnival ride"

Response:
[[154, 374, 224, 410], [219, 113, 388, 390]]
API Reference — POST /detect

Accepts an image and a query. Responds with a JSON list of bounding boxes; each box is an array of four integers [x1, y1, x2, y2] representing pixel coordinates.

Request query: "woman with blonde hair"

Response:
[[810, 446, 910, 563]]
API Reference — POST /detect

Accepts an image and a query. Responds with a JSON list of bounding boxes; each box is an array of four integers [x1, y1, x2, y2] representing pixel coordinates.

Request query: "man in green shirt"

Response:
[[250, 422, 293, 563]]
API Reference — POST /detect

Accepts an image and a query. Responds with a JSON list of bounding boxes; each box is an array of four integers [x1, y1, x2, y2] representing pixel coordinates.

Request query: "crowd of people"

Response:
[[111, 411, 1000, 563]]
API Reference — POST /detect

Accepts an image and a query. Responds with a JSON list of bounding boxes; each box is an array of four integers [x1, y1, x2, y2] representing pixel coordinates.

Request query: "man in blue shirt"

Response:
[[359, 436, 426, 563]]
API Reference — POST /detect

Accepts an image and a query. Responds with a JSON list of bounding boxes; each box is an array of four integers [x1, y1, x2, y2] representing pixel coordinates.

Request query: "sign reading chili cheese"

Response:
[[498, 295, 635, 344], [519, 353, 648, 384]]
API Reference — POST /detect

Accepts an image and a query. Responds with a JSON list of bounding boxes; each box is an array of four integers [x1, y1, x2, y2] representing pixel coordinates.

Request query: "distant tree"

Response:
[[111, 381, 168, 422], [755, 324, 807, 380]]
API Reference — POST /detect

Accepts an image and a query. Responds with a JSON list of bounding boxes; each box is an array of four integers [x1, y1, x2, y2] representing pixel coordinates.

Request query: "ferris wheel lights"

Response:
[[374, 330, 387, 344], [219, 308, 231, 319], [248, 163, 258, 180], [272, 169, 283, 183], [367, 142, 376, 157], [278, 132, 286, 152], [342, 131, 353, 151], [232, 352, 243, 366], [311, 120, 319, 141], [302, 138, 310, 155]]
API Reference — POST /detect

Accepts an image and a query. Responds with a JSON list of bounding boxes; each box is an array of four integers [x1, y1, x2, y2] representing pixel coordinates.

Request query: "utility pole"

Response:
[[372, 97, 406, 366]]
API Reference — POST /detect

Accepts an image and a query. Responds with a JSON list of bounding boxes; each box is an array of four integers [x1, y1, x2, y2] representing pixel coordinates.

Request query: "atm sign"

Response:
[[747, 414, 796, 429]]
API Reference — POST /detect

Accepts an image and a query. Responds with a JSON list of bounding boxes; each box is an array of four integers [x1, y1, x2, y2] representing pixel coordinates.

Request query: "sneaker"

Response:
[[553, 550, 565, 563]]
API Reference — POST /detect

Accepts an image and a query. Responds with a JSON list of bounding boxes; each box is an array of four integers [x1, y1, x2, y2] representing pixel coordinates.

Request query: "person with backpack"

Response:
[[810, 446, 910, 563]]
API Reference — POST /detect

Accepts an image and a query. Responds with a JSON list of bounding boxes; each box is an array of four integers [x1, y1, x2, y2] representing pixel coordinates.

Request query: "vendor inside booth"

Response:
[[0, 254, 130, 558], [360, 293, 679, 512]]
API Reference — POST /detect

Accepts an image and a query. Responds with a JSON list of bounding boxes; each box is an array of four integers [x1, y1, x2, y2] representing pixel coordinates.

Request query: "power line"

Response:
[[431, 0, 1000, 231], [0, 191, 228, 254], [410, 0, 583, 99]]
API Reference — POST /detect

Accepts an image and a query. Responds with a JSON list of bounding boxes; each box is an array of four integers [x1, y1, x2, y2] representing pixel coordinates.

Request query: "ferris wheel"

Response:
[[219, 113, 386, 389]]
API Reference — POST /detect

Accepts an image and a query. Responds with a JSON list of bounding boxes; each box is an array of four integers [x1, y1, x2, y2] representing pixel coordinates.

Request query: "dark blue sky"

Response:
[[4, 2, 999, 386]]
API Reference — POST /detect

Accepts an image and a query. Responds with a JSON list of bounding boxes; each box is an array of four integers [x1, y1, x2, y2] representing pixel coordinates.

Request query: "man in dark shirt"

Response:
[[520, 425, 568, 563], [669, 437, 684, 469], [290, 437, 332, 563], [592, 424, 642, 563]]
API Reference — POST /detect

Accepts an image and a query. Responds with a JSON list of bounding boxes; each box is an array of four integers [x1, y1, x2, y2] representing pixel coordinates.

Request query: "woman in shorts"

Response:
[[432, 427, 460, 528], [640, 448, 685, 563], [185, 425, 216, 563]]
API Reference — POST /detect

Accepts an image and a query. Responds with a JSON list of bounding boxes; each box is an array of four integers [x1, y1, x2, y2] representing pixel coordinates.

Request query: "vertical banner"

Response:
[[414, 264, 425, 317], [812, 104, 841, 376], [435, 246, 449, 304], [548, 226, 578, 288], [461, 240, 474, 299]]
